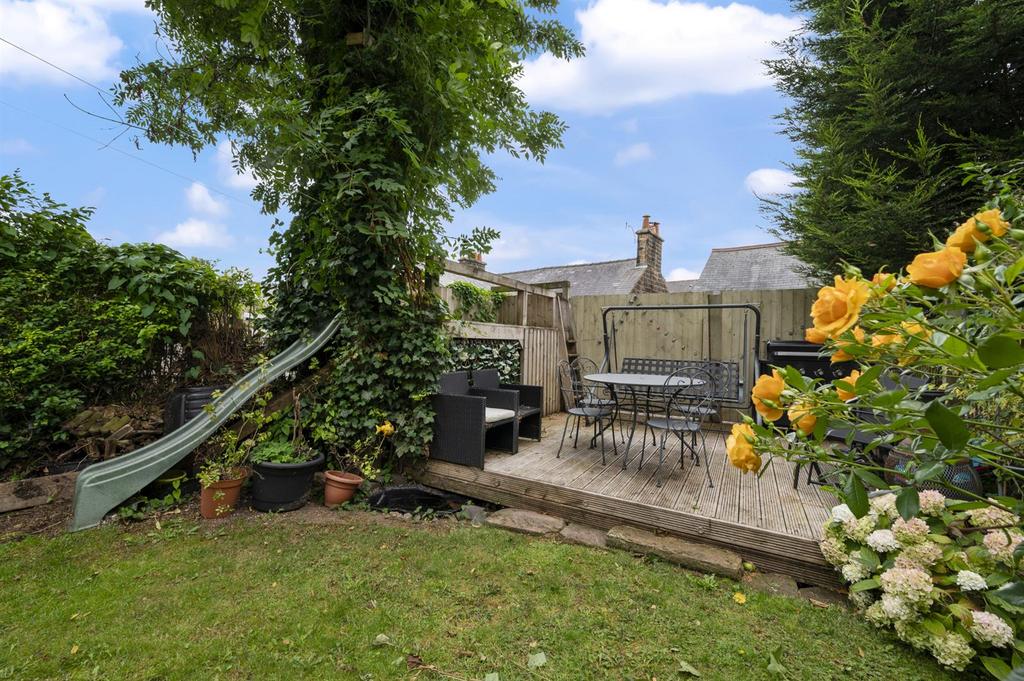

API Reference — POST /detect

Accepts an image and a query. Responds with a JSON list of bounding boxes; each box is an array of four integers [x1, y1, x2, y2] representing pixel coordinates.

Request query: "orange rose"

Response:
[[811, 276, 870, 338], [871, 271, 897, 292], [900, 320, 931, 340], [751, 369, 785, 421], [831, 326, 865, 363], [787, 402, 817, 436], [804, 327, 827, 345], [836, 370, 861, 401], [946, 208, 1010, 253], [907, 247, 966, 288], [726, 423, 761, 474], [871, 331, 901, 349]]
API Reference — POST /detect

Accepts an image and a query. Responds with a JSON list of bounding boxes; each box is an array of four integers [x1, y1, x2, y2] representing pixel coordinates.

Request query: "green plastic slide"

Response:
[[70, 315, 343, 531]]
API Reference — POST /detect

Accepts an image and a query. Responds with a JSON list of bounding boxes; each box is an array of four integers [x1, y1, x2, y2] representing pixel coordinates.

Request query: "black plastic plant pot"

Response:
[[250, 453, 325, 512]]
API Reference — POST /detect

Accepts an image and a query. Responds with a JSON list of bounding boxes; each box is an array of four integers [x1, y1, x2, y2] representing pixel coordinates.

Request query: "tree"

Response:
[[115, 1, 581, 460], [765, 0, 1024, 279]]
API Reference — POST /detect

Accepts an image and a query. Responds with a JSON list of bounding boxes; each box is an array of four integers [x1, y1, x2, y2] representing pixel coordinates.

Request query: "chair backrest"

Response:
[[557, 359, 596, 409], [620, 357, 740, 404], [438, 371, 470, 395], [473, 368, 501, 390], [662, 366, 716, 420]]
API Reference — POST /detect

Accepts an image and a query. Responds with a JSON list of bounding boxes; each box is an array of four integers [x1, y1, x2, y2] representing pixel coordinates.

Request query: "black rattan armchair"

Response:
[[430, 371, 519, 468], [472, 368, 543, 441]]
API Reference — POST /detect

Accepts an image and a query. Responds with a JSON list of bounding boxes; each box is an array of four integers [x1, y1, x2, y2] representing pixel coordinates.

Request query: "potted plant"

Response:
[[249, 396, 324, 512], [196, 391, 271, 519], [323, 420, 394, 508]]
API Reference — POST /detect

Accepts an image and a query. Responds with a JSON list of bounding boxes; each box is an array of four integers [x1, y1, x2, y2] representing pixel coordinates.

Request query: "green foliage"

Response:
[[114, 1, 581, 463], [0, 173, 261, 470], [765, 0, 1024, 279], [447, 281, 505, 323], [448, 338, 522, 383]]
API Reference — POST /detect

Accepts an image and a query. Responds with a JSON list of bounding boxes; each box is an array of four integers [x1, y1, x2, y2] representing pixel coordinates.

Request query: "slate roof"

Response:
[[500, 258, 649, 296], [666, 242, 813, 292]]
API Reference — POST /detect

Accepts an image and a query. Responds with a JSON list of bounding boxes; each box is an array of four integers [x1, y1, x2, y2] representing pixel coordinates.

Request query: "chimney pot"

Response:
[[642, 214, 650, 229]]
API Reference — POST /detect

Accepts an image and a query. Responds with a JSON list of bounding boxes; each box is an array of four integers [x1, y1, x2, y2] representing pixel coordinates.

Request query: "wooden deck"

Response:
[[417, 413, 840, 586]]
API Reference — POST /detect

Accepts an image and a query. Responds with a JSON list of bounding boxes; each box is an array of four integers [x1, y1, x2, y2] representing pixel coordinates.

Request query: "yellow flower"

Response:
[[376, 421, 395, 437], [831, 326, 865, 363], [726, 423, 761, 474], [946, 208, 1010, 253], [751, 370, 786, 422], [836, 370, 861, 402], [787, 402, 817, 436], [900, 320, 931, 340], [804, 327, 827, 345], [871, 271, 897, 293], [733, 592, 747, 605], [907, 247, 966, 288], [810, 276, 871, 338]]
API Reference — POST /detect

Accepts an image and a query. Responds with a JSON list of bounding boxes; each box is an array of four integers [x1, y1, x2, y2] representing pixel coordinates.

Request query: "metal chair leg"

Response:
[[557, 413, 572, 458], [656, 430, 668, 487], [699, 429, 713, 488], [599, 417, 607, 465]]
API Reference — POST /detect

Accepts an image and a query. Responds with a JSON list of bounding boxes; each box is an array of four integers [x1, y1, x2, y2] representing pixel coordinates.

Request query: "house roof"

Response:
[[500, 258, 649, 296], [666, 242, 813, 292]]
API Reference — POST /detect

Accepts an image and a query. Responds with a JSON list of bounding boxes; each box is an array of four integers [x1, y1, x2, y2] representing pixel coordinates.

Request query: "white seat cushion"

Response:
[[485, 408, 516, 424]]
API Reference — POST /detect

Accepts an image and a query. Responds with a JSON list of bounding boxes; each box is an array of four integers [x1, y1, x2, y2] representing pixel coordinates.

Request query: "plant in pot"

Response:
[[248, 394, 325, 512], [196, 391, 271, 519], [323, 419, 394, 508]]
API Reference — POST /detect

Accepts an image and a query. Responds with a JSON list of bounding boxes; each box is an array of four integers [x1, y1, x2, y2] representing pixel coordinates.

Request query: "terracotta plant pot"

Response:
[[324, 470, 363, 508], [199, 468, 248, 519]]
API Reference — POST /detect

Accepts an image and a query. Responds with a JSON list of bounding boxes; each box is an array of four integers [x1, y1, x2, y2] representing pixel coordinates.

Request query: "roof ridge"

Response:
[[500, 257, 637, 275], [710, 241, 788, 253]]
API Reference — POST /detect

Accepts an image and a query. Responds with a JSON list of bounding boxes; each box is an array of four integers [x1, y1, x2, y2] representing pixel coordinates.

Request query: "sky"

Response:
[[0, 0, 802, 282]]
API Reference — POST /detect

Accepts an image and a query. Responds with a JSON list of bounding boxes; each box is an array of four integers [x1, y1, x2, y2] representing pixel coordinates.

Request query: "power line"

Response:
[[0, 98, 247, 204], [0, 34, 251, 204]]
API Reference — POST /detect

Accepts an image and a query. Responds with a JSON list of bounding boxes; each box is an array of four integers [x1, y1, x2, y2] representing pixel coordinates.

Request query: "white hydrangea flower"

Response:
[[869, 493, 900, 519], [930, 632, 975, 671], [892, 517, 929, 545], [880, 593, 912, 622], [864, 601, 888, 628], [831, 503, 856, 524], [969, 611, 1014, 648], [842, 561, 870, 583], [848, 589, 876, 611], [866, 529, 902, 553], [880, 566, 935, 607], [966, 502, 1020, 529], [983, 529, 1024, 566], [894, 541, 943, 570], [820, 535, 850, 567], [843, 514, 879, 542], [955, 570, 987, 592], [894, 620, 932, 652], [918, 490, 946, 516]]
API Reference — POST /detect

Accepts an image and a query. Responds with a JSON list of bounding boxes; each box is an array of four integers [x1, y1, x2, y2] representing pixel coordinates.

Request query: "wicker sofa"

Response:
[[430, 371, 520, 468], [471, 368, 543, 442]]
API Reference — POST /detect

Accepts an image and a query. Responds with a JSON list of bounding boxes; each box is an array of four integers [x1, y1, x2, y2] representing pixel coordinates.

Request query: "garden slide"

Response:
[[70, 315, 344, 531]]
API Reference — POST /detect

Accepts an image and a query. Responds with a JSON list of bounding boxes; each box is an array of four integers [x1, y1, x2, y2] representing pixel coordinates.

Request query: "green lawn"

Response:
[[0, 511, 959, 680]]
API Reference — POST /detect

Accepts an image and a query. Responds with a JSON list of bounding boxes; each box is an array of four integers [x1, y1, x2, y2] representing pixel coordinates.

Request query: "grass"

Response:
[[0, 510, 959, 680]]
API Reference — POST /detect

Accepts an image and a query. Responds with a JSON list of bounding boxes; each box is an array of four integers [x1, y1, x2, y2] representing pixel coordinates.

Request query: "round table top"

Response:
[[584, 372, 704, 388]]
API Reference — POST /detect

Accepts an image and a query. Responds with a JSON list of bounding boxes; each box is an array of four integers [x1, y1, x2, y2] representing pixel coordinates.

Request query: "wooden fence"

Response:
[[572, 289, 817, 410], [447, 321, 567, 415]]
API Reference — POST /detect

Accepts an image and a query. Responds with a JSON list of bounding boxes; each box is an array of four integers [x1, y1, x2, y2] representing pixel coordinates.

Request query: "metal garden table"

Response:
[[585, 372, 704, 470]]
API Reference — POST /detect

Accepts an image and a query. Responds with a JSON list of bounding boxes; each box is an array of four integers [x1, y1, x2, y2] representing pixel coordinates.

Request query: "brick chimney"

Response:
[[458, 252, 486, 273], [635, 214, 663, 272]]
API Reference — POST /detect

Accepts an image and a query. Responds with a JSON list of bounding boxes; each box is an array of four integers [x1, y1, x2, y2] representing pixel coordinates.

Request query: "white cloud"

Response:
[[0, 1, 149, 85], [0, 138, 35, 154], [614, 142, 653, 166], [215, 140, 258, 190], [185, 182, 228, 217], [520, 0, 800, 113], [744, 168, 798, 195], [156, 218, 234, 249], [668, 267, 700, 281]]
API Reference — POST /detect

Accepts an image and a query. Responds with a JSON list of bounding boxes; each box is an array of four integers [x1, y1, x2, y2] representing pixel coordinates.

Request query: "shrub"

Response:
[[725, 166, 1024, 676], [0, 173, 260, 470], [824, 491, 1021, 675]]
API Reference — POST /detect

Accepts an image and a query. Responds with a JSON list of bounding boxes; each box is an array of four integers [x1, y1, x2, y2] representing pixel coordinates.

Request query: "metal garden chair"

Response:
[[556, 359, 617, 464], [643, 367, 716, 487]]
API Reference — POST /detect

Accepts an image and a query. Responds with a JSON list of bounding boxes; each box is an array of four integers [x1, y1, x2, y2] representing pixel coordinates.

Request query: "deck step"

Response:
[[607, 525, 743, 579]]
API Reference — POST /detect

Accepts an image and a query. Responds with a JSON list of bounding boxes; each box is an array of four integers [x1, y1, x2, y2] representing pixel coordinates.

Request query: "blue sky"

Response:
[[0, 0, 801, 281]]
